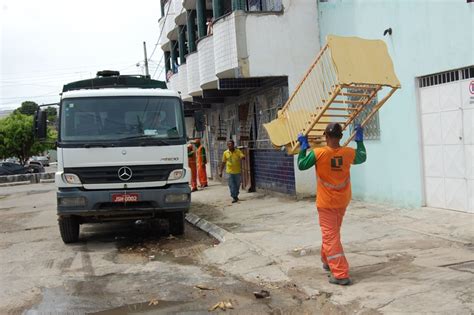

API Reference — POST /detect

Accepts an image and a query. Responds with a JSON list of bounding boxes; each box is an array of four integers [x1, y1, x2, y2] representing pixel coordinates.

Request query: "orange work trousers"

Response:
[[317, 207, 349, 279], [197, 163, 208, 187], [189, 163, 197, 190]]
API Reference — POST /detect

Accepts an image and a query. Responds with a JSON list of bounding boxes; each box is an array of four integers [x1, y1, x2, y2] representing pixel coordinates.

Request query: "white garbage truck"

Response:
[[34, 71, 191, 243]]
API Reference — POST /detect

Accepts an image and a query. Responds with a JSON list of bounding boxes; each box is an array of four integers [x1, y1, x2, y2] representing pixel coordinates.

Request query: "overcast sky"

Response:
[[0, 0, 164, 110]]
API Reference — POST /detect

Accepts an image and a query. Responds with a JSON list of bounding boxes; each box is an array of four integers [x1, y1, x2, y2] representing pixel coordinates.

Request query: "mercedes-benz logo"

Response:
[[118, 166, 132, 181]]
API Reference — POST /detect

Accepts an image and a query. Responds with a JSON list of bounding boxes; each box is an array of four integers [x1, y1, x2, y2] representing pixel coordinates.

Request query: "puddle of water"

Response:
[[90, 300, 191, 315], [24, 287, 107, 314]]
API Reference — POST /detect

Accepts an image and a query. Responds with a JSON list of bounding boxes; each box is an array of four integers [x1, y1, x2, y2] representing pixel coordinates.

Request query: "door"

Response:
[[420, 79, 473, 213]]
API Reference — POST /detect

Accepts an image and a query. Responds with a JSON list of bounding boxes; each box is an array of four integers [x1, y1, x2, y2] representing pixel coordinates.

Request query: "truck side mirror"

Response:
[[34, 110, 48, 140]]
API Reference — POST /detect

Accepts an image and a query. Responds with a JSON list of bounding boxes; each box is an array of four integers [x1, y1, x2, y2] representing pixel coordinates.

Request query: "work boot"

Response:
[[328, 275, 352, 286], [321, 258, 330, 271], [191, 188, 198, 192], [232, 198, 239, 203], [322, 263, 330, 272]]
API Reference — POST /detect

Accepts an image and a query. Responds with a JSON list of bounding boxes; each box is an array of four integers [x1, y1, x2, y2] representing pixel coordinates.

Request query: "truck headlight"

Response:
[[165, 193, 189, 203], [63, 173, 82, 184], [168, 169, 185, 181]]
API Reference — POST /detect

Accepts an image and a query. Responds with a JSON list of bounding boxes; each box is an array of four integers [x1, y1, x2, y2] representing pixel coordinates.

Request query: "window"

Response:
[[246, 0, 282, 11], [60, 96, 184, 143], [348, 89, 381, 140]]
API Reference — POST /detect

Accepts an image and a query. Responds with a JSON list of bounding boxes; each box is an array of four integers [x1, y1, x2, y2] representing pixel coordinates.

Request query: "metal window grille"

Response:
[[255, 105, 280, 149], [419, 66, 474, 88], [217, 115, 227, 140], [348, 88, 380, 140]]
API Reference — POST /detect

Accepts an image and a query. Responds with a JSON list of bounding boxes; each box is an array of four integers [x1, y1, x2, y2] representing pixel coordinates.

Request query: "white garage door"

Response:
[[420, 75, 473, 213]]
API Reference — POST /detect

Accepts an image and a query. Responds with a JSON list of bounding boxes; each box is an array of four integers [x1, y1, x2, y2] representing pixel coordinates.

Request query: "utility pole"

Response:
[[143, 41, 150, 78]]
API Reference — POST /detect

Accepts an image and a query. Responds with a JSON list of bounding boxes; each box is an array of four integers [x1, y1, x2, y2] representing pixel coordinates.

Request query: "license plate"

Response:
[[112, 193, 139, 203]]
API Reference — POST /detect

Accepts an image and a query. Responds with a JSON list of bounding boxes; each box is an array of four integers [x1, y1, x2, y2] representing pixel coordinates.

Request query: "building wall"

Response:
[[205, 83, 296, 194], [239, 0, 322, 196], [252, 149, 296, 195], [316, 0, 474, 207], [244, 0, 321, 92]]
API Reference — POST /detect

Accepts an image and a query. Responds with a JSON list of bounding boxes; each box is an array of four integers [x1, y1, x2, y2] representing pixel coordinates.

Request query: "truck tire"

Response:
[[168, 212, 185, 236], [59, 216, 80, 243]]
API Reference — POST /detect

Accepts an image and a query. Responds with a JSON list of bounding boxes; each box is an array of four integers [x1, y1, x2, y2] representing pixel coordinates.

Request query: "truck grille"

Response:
[[64, 164, 182, 184]]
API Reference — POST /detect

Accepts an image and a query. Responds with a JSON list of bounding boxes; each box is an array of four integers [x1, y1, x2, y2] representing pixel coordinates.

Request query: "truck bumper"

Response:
[[57, 183, 191, 219]]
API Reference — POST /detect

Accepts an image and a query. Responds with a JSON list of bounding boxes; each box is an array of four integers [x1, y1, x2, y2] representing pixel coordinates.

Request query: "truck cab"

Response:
[[35, 71, 191, 243]]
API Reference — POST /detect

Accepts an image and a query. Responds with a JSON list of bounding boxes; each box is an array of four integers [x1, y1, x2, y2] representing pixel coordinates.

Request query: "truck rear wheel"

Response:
[[59, 216, 80, 243], [168, 212, 185, 236]]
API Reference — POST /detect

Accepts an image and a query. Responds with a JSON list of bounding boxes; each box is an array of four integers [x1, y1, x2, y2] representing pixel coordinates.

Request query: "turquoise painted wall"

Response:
[[318, 0, 474, 207]]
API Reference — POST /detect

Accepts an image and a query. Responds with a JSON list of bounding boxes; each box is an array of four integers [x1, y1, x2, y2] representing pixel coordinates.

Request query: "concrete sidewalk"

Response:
[[188, 181, 474, 314]]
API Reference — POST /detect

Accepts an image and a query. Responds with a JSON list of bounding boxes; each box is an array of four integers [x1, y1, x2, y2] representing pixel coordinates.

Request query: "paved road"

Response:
[[0, 183, 322, 314]]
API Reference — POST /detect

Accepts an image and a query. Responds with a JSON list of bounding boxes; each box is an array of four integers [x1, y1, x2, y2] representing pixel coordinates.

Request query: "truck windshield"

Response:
[[60, 96, 184, 143]]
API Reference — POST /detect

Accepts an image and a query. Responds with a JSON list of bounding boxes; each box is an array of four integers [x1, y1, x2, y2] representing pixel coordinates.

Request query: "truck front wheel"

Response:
[[168, 212, 185, 236], [58, 216, 80, 243]]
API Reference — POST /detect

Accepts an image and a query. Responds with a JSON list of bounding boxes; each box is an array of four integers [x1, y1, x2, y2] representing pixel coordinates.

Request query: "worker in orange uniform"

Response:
[[187, 142, 198, 192], [297, 122, 366, 286], [195, 138, 208, 188]]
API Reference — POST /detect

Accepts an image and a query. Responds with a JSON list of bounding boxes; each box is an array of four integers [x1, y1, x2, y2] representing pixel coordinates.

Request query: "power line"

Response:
[[152, 55, 165, 78], [152, 9, 188, 80], [1, 83, 60, 88], [1, 63, 141, 88], [1, 60, 139, 78], [0, 91, 59, 101], [148, 1, 174, 61]]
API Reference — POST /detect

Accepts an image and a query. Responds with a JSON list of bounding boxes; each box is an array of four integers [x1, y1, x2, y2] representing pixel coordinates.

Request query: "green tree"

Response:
[[14, 101, 39, 116], [45, 106, 58, 123], [0, 113, 55, 164]]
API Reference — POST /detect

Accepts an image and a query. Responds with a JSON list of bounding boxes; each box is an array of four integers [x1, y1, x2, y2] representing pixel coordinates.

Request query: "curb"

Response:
[[185, 213, 229, 243], [0, 172, 55, 186], [0, 181, 31, 187], [184, 211, 282, 263]]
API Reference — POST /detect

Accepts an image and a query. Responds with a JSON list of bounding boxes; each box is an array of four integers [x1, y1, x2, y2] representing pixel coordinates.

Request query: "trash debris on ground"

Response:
[[253, 290, 270, 299], [148, 298, 159, 306], [194, 284, 215, 290], [209, 300, 234, 311], [166, 235, 177, 240]]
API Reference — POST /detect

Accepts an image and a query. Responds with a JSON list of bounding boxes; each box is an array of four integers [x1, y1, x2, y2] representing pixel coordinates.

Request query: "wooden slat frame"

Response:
[[291, 83, 387, 152], [276, 44, 400, 154]]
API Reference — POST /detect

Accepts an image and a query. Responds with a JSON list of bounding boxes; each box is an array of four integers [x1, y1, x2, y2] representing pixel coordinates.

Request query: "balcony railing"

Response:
[[186, 52, 201, 96], [177, 64, 192, 101], [213, 13, 241, 78], [198, 36, 218, 89], [162, 11, 176, 41]]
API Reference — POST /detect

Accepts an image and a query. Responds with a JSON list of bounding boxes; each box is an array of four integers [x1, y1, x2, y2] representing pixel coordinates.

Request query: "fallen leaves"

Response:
[[148, 298, 159, 306], [209, 300, 234, 311]]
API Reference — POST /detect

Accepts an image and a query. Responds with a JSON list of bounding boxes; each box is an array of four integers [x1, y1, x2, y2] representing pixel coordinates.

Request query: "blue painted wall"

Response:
[[252, 149, 296, 195], [318, 0, 474, 207]]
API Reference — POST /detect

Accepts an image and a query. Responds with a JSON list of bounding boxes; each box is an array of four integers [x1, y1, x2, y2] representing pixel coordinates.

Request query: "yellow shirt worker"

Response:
[[219, 139, 245, 203]]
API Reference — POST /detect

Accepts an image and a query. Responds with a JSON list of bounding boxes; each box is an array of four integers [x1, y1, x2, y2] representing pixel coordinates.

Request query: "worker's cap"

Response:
[[324, 122, 343, 138]]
